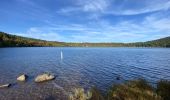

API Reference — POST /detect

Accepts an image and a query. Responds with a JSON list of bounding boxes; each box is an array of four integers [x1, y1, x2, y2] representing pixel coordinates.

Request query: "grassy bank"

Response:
[[69, 79, 170, 100]]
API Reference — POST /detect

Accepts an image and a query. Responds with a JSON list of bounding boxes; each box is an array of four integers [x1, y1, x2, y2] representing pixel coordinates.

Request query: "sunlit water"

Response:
[[0, 47, 170, 100]]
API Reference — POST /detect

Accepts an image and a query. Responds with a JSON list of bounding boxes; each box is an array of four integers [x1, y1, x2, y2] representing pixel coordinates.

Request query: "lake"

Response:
[[0, 47, 170, 100]]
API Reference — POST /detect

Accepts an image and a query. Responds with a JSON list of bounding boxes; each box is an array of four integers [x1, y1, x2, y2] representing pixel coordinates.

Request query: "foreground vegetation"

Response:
[[69, 79, 170, 100], [0, 31, 170, 47]]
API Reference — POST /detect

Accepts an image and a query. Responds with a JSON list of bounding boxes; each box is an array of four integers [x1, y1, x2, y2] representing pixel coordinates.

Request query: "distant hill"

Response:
[[128, 37, 170, 47], [0, 32, 67, 47], [0, 31, 170, 47]]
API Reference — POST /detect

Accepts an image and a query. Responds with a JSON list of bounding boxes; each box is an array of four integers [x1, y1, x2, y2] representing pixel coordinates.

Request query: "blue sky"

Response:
[[0, 0, 170, 42]]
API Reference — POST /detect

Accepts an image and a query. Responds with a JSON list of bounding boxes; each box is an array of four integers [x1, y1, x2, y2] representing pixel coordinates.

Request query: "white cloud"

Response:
[[57, 0, 170, 16], [111, 0, 170, 15], [57, 0, 109, 14], [144, 14, 170, 32], [13, 11, 170, 43], [68, 11, 170, 42], [12, 28, 67, 42], [82, 0, 109, 12], [2, 0, 168, 43], [15, 8, 170, 43]]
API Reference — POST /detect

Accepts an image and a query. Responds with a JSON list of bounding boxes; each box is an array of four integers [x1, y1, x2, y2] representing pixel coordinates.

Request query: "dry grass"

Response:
[[69, 88, 92, 100], [68, 79, 170, 100], [107, 79, 161, 100], [157, 80, 170, 100]]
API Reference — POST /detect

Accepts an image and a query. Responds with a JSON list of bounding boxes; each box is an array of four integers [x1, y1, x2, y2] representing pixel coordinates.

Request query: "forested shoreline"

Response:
[[0, 32, 170, 47]]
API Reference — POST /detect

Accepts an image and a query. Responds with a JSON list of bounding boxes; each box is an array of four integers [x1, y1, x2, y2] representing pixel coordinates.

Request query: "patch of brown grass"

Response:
[[107, 79, 161, 100]]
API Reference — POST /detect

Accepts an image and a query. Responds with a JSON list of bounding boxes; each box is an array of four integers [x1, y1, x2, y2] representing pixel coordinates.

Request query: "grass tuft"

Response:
[[107, 79, 161, 100], [68, 79, 170, 100], [69, 88, 92, 100], [156, 80, 170, 100]]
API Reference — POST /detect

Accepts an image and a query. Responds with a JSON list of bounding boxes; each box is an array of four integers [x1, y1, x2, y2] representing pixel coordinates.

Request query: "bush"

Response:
[[107, 79, 161, 100], [69, 88, 92, 100], [156, 80, 170, 100], [89, 87, 104, 100], [69, 79, 170, 100]]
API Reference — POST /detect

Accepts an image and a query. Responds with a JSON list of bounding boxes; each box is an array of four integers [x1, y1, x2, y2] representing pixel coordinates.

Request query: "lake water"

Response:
[[0, 47, 170, 100]]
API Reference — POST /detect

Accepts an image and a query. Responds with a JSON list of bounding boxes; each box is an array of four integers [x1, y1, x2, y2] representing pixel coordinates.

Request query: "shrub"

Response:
[[68, 79, 170, 100], [69, 88, 92, 100], [89, 87, 104, 100], [156, 80, 170, 100], [107, 79, 161, 100]]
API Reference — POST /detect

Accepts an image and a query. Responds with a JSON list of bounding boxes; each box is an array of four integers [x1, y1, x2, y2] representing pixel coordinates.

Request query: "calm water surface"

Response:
[[0, 47, 170, 100]]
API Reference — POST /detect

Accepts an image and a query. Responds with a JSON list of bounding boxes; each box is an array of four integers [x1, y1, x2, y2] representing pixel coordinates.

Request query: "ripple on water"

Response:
[[0, 47, 170, 99]]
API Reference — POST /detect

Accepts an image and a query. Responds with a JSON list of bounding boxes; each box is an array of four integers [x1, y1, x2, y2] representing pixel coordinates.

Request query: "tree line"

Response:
[[0, 31, 170, 47]]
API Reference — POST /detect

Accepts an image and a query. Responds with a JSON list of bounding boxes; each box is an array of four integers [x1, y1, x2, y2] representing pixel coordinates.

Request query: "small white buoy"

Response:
[[61, 51, 63, 60]]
